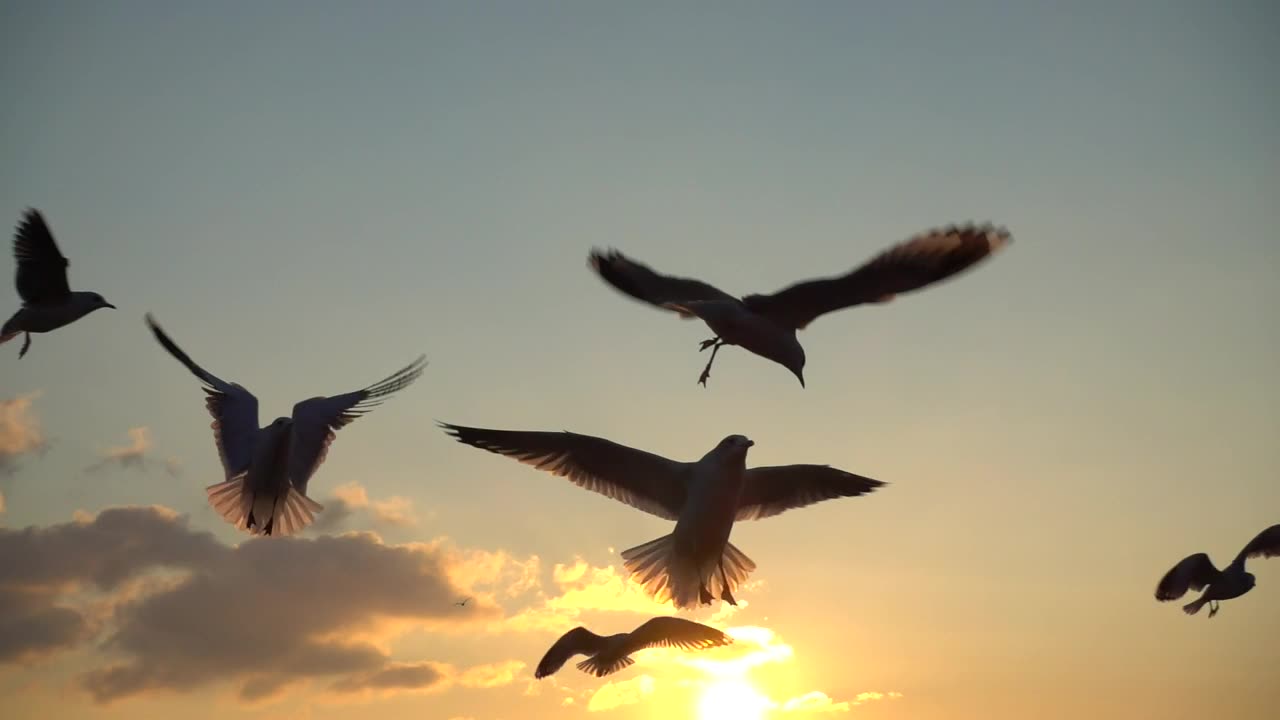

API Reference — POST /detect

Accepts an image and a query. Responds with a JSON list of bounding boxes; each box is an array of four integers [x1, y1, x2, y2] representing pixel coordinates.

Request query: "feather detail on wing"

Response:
[[742, 223, 1011, 329], [589, 248, 738, 319], [440, 423, 688, 520], [736, 464, 886, 521], [146, 313, 259, 479], [287, 356, 427, 495]]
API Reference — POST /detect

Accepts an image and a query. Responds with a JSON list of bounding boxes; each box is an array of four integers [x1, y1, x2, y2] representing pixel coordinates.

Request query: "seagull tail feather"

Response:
[[620, 534, 756, 610], [1182, 598, 1207, 616], [205, 480, 322, 537]]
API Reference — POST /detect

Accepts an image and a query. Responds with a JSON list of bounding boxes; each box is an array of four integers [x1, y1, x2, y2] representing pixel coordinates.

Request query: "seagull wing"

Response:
[[742, 223, 1011, 329], [13, 209, 72, 304], [1154, 553, 1220, 601], [1234, 524, 1280, 566], [535, 627, 607, 679], [589, 248, 738, 319], [735, 464, 886, 521], [440, 423, 688, 520], [287, 356, 427, 495], [622, 616, 732, 655], [145, 313, 259, 479]]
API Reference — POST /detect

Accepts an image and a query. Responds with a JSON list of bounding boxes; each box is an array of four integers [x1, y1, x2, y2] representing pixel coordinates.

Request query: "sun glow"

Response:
[[697, 677, 773, 720]]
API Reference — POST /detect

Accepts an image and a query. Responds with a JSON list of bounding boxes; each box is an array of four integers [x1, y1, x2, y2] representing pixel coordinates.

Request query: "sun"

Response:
[[697, 677, 773, 720]]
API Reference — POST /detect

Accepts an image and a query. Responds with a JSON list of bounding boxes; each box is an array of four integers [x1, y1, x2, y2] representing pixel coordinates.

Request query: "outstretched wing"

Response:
[[1234, 524, 1280, 566], [736, 464, 886, 521], [146, 313, 259, 479], [623, 616, 733, 655], [13, 208, 72, 304], [287, 356, 427, 495], [439, 423, 688, 520], [1155, 553, 1220, 601], [742, 223, 1011, 329], [535, 627, 606, 679], [589, 248, 738, 319]]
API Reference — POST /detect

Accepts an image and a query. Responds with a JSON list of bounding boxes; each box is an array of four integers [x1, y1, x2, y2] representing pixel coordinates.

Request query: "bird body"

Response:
[[590, 223, 1010, 386], [534, 617, 732, 679], [440, 424, 884, 609], [3, 210, 115, 357], [1156, 524, 1280, 617], [147, 313, 426, 536]]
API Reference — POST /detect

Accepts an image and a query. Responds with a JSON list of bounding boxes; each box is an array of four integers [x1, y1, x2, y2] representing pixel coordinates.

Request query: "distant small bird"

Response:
[[2, 209, 115, 358], [535, 616, 731, 679], [589, 223, 1010, 387], [440, 423, 885, 609], [1155, 524, 1280, 617], [454, 597, 471, 607], [146, 313, 426, 536]]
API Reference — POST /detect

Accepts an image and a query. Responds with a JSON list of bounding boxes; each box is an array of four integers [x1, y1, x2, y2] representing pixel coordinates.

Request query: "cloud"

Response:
[[0, 506, 513, 704], [502, 558, 676, 633], [782, 692, 850, 713], [587, 674, 655, 712], [84, 427, 180, 477], [327, 659, 525, 700], [0, 393, 46, 477], [310, 482, 418, 532]]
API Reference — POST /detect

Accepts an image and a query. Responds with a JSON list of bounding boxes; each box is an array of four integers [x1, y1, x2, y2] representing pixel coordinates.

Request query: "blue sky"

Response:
[[2, 2, 1278, 719]]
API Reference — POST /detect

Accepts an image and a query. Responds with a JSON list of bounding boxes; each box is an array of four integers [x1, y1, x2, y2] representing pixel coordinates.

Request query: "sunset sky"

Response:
[[2, 2, 1278, 719]]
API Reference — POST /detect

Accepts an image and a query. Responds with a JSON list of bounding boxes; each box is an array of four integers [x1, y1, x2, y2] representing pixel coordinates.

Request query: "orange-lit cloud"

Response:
[[502, 558, 676, 633], [0, 392, 46, 477], [83, 427, 180, 477], [311, 482, 418, 532], [327, 659, 524, 699]]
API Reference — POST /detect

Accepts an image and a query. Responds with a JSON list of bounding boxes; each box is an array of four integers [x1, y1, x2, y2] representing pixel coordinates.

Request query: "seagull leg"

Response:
[[697, 342, 724, 387], [698, 336, 721, 351], [1208, 600, 1219, 618], [18, 333, 31, 358]]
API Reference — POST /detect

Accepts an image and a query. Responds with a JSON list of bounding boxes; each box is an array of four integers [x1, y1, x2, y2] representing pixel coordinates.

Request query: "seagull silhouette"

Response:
[[589, 223, 1010, 387], [2, 209, 115, 358], [454, 597, 472, 607], [146, 313, 427, 536], [535, 617, 731, 679], [440, 423, 884, 609], [1155, 524, 1280, 617]]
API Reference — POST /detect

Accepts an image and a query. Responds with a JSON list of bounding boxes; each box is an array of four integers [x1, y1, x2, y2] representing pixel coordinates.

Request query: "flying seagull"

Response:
[[146, 313, 426, 537], [535, 616, 731, 679], [589, 223, 1011, 387], [454, 596, 472, 607], [440, 423, 885, 609], [2, 209, 115, 358], [1155, 524, 1280, 617]]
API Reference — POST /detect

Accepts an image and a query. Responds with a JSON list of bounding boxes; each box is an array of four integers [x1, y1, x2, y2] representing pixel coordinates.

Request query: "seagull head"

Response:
[[268, 417, 293, 435], [90, 292, 115, 310], [1243, 571, 1257, 590], [717, 434, 754, 455]]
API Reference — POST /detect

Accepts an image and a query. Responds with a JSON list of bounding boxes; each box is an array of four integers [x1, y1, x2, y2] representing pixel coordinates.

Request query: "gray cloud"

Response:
[[0, 505, 502, 704], [84, 427, 181, 477]]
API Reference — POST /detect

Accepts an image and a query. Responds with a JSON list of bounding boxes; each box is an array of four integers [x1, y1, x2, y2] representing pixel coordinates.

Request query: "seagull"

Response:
[[454, 596, 472, 607], [589, 223, 1011, 387], [535, 616, 732, 679], [440, 423, 885, 609], [1155, 524, 1280, 617], [2, 209, 116, 358], [146, 313, 426, 537]]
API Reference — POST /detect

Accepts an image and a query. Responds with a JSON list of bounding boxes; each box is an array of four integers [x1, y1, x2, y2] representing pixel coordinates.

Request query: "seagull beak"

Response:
[[746, 439, 755, 448], [104, 302, 117, 309], [794, 369, 805, 388]]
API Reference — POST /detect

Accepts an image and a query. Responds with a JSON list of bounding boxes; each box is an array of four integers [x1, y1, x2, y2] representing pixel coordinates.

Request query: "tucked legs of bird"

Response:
[[698, 337, 725, 387], [1208, 600, 1219, 618], [19, 333, 31, 358]]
